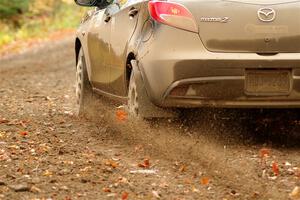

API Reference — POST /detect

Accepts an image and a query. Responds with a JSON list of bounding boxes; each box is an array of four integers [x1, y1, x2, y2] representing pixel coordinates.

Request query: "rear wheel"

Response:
[[128, 72, 139, 117], [75, 49, 95, 117]]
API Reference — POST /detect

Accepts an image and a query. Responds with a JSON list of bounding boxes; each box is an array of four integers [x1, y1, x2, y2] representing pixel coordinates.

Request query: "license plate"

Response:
[[245, 70, 291, 95]]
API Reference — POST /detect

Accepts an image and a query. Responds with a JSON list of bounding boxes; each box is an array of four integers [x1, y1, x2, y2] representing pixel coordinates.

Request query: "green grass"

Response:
[[0, 3, 86, 48]]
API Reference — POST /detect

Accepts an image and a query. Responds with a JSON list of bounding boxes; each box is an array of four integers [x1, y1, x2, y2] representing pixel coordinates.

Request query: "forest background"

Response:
[[0, 0, 86, 51]]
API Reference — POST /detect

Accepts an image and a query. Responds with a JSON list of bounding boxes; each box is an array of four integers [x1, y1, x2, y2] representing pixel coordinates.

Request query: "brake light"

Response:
[[148, 1, 198, 33]]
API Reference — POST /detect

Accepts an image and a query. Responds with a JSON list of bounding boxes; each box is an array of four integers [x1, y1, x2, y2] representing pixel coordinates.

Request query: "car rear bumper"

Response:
[[164, 98, 300, 108], [162, 76, 300, 108], [137, 25, 300, 108], [147, 73, 300, 108]]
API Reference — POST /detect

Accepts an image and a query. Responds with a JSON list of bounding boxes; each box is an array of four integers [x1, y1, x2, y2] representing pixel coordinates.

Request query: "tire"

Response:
[[128, 71, 140, 117], [127, 62, 177, 119], [75, 48, 95, 117]]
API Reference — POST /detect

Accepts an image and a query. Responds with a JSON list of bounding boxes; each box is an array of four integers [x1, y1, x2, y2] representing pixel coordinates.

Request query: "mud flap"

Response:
[[130, 60, 177, 118]]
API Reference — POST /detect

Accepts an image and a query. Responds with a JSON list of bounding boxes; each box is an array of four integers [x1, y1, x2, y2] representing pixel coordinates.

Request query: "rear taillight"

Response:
[[148, 1, 198, 33]]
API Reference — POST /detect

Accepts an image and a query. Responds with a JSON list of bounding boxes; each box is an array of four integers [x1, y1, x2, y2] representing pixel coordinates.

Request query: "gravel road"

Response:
[[1, 36, 300, 200]]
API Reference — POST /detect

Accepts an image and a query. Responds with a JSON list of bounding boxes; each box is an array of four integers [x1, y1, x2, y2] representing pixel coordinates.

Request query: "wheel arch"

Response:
[[75, 37, 94, 84], [75, 38, 82, 65], [125, 52, 136, 92]]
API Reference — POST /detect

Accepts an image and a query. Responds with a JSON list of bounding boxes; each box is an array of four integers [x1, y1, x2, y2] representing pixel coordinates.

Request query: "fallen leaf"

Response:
[[64, 196, 72, 200], [200, 177, 210, 185], [230, 190, 240, 196], [290, 186, 300, 199], [105, 160, 118, 168], [192, 186, 200, 193], [259, 148, 270, 158], [43, 170, 53, 176], [294, 167, 300, 178], [179, 165, 187, 173], [0, 118, 9, 124], [19, 131, 28, 136], [19, 120, 28, 128], [116, 109, 127, 122], [118, 177, 128, 184], [152, 190, 161, 199], [272, 161, 279, 176], [0, 132, 6, 138], [184, 179, 192, 184], [138, 158, 150, 168], [30, 185, 41, 193], [252, 191, 260, 198], [121, 192, 129, 200], [103, 187, 111, 193]]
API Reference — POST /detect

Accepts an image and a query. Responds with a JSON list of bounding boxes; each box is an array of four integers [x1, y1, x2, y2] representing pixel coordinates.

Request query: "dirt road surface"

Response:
[[1, 36, 300, 200]]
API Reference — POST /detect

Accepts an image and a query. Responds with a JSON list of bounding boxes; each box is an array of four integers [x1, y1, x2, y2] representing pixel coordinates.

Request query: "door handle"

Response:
[[104, 14, 111, 22], [128, 8, 139, 18]]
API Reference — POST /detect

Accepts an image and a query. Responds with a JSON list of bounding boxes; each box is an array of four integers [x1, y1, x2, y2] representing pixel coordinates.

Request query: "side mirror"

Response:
[[74, 0, 112, 8], [75, 0, 97, 6]]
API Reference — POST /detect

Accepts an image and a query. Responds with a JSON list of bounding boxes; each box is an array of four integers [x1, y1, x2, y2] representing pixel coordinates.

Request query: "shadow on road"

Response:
[[178, 108, 300, 148]]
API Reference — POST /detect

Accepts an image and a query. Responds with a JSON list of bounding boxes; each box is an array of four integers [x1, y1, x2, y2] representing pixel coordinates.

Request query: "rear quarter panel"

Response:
[[76, 9, 105, 81]]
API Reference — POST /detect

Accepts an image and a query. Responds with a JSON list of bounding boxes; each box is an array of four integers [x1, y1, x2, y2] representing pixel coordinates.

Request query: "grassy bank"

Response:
[[0, 1, 86, 50]]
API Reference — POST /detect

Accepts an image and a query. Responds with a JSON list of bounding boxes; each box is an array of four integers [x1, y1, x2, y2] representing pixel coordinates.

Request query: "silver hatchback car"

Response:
[[74, 0, 300, 118]]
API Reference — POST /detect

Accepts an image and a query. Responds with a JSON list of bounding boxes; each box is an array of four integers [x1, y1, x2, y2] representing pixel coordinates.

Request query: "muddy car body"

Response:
[[74, 0, 300, 118]]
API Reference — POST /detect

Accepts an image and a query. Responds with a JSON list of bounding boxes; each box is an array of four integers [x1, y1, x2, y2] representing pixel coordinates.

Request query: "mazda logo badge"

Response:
[[257, 8, 276, 22]]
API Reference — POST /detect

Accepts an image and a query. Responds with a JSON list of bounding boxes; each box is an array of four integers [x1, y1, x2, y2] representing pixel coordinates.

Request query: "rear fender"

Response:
[[75, 34, 92, 82], [131, 60, 177, 118]]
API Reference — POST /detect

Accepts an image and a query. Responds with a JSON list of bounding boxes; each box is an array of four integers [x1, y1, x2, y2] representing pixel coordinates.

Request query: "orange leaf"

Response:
[[272, 161, 279, 176], [102, 187, 111, 193], [144, 159, 150, 167], [184, 179, 192, 184], [259, 148, 270, 158], [20, 131, 28, 136], [179, 165, 187, 173], [200, 177, 210, 185], [121, 192, 129, 200], [0, 118, 9, 124], [138, 158, 150, 168], [116, 110, 127, 122], [105, 160, 118, 168]]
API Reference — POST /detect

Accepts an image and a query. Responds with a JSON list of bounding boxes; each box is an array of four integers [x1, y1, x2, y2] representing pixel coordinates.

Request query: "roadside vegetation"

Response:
[[0, 0, 86, 50]]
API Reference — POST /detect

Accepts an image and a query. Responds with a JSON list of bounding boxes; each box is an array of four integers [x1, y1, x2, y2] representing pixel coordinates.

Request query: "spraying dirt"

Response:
[[1, 36, 300, 200]]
